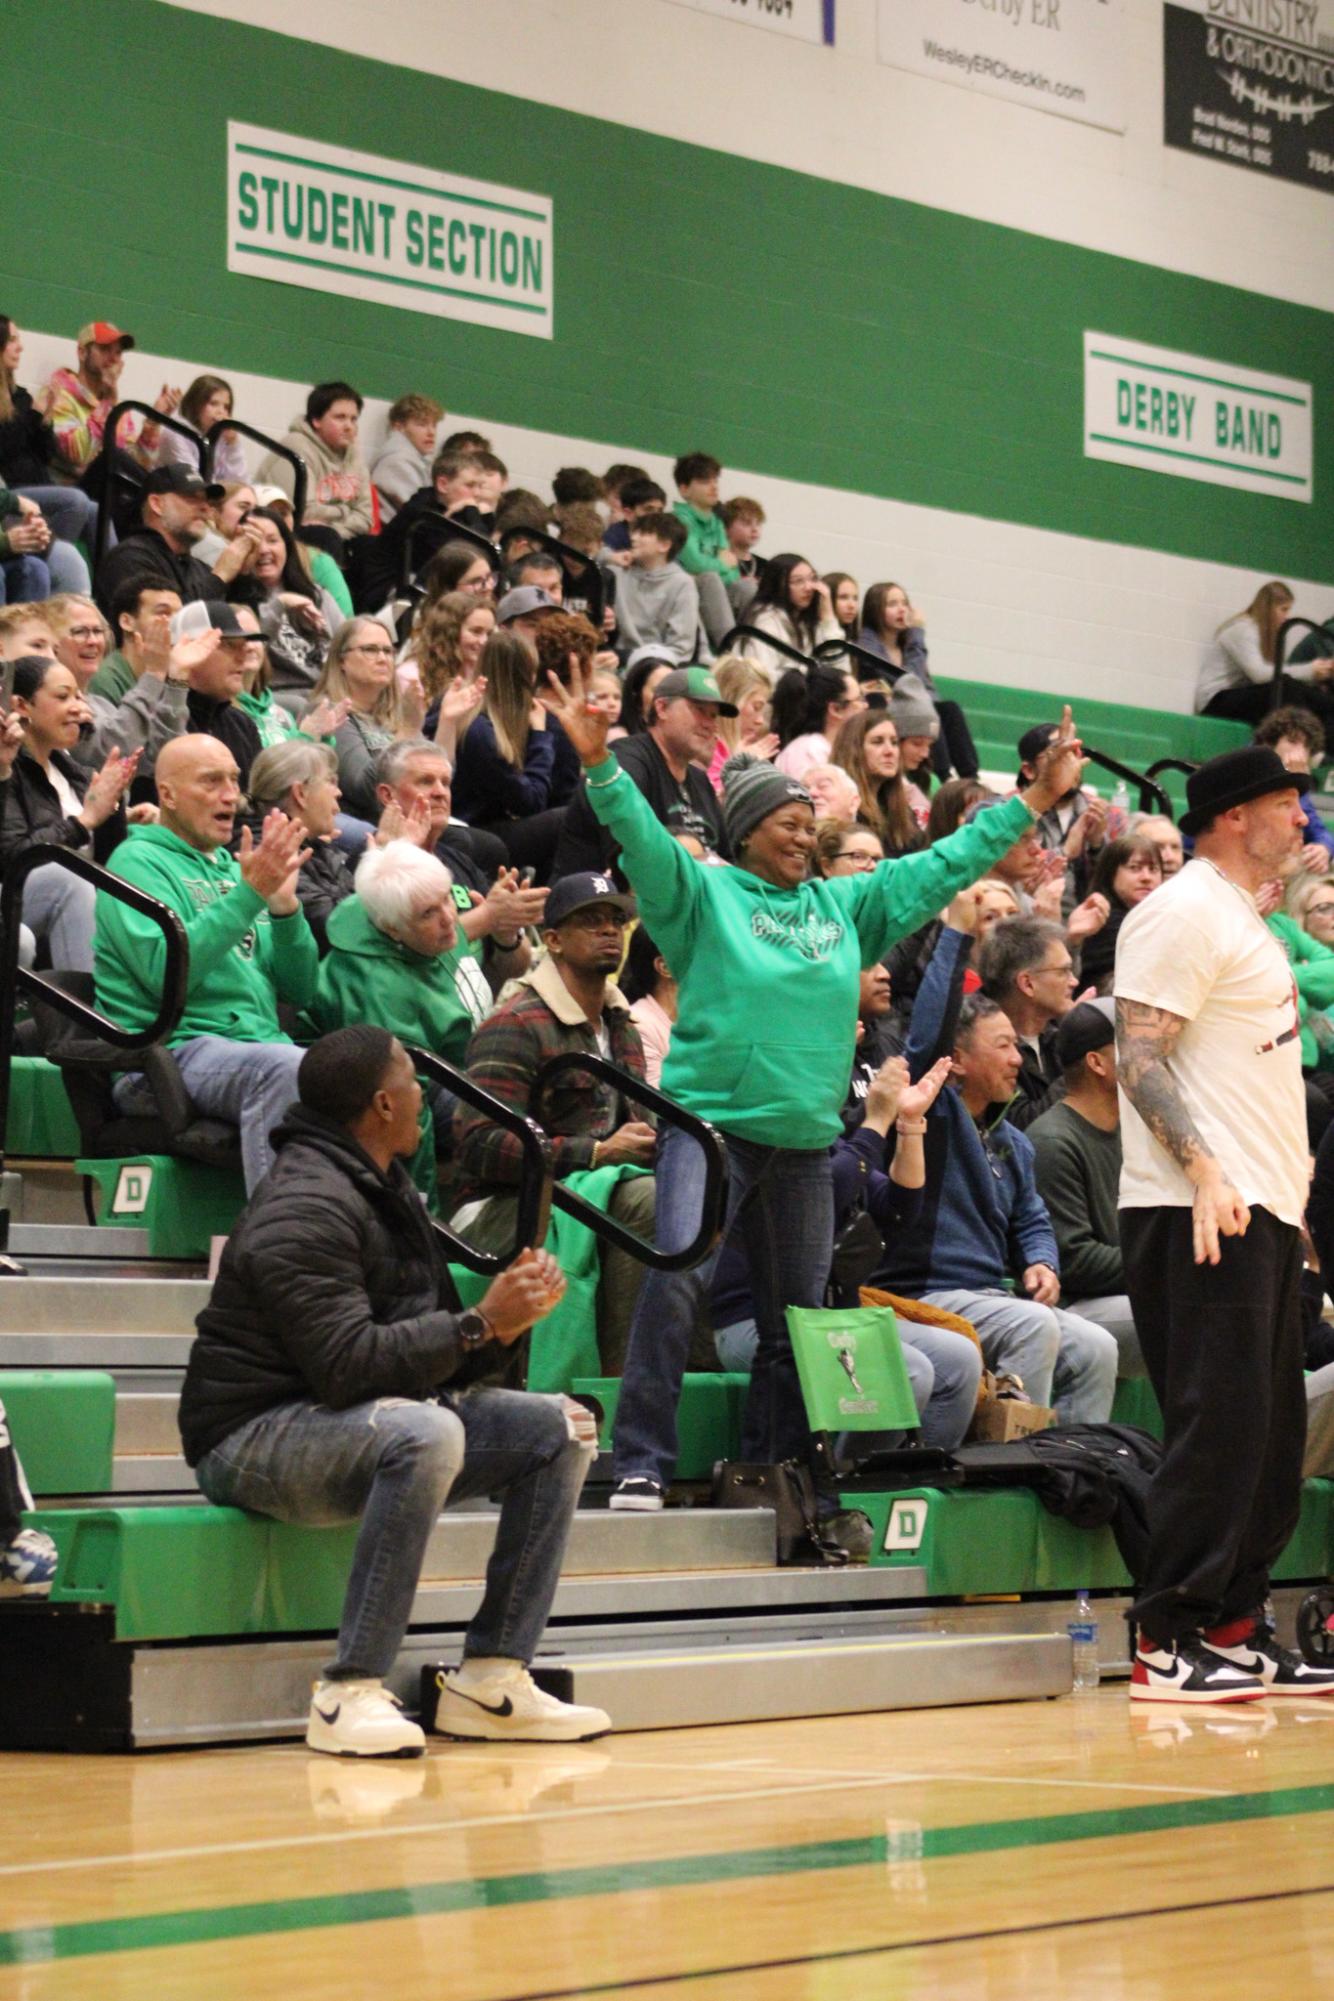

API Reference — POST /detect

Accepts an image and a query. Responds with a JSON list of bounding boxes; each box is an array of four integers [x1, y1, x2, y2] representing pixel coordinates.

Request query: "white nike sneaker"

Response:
[[306, 1678, 426, 1758], [430, 1662, 612, 1743]]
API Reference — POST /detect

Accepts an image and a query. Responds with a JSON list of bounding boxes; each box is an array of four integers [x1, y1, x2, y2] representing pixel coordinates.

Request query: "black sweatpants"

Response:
[[1120, 1204, 1306, 1644]]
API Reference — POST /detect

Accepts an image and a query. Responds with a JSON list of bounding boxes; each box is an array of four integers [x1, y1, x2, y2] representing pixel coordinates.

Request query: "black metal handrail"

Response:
[[406, 1046, 553, 1274], [498, 526, 605, 628], [1080, 747, 1172, 818], [1144, 757, 1198, 786], [0, 845, 189, 1262], [1273, 617, 1334, 712], [91, 401, 209, 573], [812, 636, 906, 685], [718, 622, 817, 672], [402, 515, 499, 595], [533, 1052, 728, 1272], [205, 418, 308, 522]]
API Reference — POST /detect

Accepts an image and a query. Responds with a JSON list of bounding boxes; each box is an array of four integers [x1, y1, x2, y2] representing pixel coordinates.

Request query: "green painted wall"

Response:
[[6, 0, 1330, 581]]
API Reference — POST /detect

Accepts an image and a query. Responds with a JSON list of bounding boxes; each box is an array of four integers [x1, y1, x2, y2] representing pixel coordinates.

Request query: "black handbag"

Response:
[[829, 1207, 885, 1295], [711, 1458, 849, 1566]]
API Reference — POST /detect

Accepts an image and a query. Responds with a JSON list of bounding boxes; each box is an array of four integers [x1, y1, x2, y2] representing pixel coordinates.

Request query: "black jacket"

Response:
[[553, 730, 730, 882], [94, 526, 222, 617], [1009, 1024, 1062, 1133], [184, 690, 262, 793], [0, 747, 124, 873], [179, 1108, 471, 1464], [358, 489, 495, 609], [0, 385, 57, 487]]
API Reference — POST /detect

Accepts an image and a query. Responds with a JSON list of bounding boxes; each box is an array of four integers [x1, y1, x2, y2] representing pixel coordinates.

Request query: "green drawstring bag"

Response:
[[785, 1304, 919, 1437]]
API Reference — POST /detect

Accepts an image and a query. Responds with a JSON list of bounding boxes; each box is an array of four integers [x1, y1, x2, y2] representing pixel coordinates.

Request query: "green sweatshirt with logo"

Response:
[[586, 758, 1035, 1148], [671, 500, 737, 579], [94, 824, 318, 1047], [307, 893, 490, 1060]]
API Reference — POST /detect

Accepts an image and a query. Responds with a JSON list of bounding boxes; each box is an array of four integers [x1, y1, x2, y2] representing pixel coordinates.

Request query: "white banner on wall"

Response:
[[1083, 332, 1312, 502], [876, 0, 1125, 133], [227, 123, 554, 339], [659, 0, 834, 43]]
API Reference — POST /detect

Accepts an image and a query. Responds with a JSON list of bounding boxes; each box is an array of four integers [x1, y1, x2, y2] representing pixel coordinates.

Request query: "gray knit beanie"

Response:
[[888, 672, 940, 743], [721, 752, 813, 853]]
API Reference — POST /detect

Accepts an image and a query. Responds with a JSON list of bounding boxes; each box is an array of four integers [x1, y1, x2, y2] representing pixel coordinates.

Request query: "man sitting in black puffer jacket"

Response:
[[177, 1023, 612, 1760]]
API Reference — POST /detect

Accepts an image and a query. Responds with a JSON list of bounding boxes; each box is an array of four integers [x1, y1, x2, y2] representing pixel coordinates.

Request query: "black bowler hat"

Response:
[[1178, 745, 1299, 837]]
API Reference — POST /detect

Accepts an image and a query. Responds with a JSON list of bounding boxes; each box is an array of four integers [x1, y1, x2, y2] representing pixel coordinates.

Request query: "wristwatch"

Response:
[[457, 1308, 493, 1350]]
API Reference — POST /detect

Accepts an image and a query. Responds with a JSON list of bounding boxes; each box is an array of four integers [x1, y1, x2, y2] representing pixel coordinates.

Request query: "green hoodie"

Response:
[[307, 893, 490, 1059], [586, 757, 1035, 1148], [95, 824, 318, 1047], [672, 499, 737, 579], [237, 687, 300, 751]]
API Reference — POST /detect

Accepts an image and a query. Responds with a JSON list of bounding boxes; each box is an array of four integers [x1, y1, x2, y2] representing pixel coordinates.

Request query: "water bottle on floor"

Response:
[[1069, 1588, 1100, 1692]]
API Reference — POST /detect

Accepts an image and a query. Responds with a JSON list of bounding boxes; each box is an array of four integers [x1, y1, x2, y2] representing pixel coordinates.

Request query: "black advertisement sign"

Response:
[[1164, 2, 1334, 197]]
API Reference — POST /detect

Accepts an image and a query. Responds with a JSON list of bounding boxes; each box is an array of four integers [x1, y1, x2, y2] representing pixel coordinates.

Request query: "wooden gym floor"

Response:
[[4, 1688, 1334, 1998]]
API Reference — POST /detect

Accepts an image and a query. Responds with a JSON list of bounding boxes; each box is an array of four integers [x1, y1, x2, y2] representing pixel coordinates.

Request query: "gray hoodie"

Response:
[[257, 416, 372, 539], [615, 561, 699, 663], [369, 431, 434, 521]]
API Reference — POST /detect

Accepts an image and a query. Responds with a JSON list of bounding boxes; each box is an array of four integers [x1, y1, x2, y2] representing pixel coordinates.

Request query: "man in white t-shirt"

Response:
[[1116, 745, 1334, 1704]]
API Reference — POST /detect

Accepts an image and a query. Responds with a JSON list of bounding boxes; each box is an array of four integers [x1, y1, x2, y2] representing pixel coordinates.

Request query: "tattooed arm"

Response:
[[1115, 997, 1250, 1266]]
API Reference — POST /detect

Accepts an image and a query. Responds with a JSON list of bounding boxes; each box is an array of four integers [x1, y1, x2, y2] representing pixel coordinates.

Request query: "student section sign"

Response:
[[226, 123, 553, 339], [1083, 332, 1313, 502]]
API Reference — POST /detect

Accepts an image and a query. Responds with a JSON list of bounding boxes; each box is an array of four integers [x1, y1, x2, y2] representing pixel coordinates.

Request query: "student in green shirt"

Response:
[[542, 664, 1088, 1509]]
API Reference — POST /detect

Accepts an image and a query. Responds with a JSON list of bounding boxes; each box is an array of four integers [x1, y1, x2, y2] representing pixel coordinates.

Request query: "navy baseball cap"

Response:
[[544, 871, 636, 928]]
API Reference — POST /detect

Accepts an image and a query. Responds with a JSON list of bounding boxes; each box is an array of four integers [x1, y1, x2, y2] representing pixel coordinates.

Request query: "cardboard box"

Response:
[[969, 1398, 1055, 1443]]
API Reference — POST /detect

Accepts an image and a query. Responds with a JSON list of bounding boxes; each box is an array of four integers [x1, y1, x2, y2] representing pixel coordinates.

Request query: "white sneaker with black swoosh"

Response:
[[1128, 1636, 1266, 1704], [431, 1662, 612, 1742], [306, 1679, 426, 1758], [1205, 1622, 1334, 1698]]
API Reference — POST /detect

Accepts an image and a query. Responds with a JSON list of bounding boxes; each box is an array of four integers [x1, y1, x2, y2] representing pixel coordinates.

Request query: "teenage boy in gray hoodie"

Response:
[[258, 381, 373, 551], [615, 511, 699, 665]]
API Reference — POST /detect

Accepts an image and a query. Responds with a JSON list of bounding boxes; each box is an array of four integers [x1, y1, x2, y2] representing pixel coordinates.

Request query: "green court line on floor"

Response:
[[5, 1778, 1334, 1968]]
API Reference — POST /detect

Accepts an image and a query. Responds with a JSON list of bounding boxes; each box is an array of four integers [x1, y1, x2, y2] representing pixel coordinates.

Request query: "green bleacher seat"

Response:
[[572, 1372, 748, 1479], [78, 1154, 245, 1260], [4, 1056, 82, 1157], [855, 1477, 1334, 1592], [935, 675, 1249, 818], [0, 1371, 115, 1495], [1110, 1378, 1163, 1436], [23, 1478, 1334, 1642]]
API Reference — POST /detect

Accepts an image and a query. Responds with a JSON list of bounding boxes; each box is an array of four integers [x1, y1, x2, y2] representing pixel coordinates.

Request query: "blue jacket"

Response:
[[1301, 782, 1334, 858], [870, 926, 1058, 1296]]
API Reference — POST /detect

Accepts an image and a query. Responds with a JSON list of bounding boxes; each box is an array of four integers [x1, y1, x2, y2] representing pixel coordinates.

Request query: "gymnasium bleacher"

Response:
[[0, 315, 1328, 1756]]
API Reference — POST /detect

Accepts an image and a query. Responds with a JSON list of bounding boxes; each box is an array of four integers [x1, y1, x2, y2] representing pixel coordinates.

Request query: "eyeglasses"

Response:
[[348, 643, 395, 658], [836, 851, 879, 870], [1308, 903, 1334, 919], [64, 625, 104, 642]]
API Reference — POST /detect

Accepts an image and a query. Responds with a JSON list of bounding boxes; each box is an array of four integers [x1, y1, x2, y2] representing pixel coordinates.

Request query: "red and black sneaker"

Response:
[[1129, 1634, 1266, 1704], [1205, 1619, 1334, 1698]]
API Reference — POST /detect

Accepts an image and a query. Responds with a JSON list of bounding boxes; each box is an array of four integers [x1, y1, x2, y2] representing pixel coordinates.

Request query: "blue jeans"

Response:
[[15, 485, 96, 592], [21, 861, 97, 971], [919, 1288, 1118, 1423], [716, 1315, 980, 1453], [114, 1034, 303, 1192], [0, 553, 50, 603], [613, 1125, 834, 1486], [195, 1387, 594, 1679]]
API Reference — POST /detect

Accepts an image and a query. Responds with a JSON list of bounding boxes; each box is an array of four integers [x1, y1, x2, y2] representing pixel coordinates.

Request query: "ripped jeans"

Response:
[[195, 1388, 594, 1681]]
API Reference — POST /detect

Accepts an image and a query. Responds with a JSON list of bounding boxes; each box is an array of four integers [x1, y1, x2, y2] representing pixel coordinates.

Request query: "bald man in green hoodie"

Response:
[[95, 735, 318, 1192]]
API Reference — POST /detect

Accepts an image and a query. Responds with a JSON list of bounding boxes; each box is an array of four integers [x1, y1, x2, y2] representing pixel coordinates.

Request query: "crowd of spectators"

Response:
[[7, 313, 1334, 1562]]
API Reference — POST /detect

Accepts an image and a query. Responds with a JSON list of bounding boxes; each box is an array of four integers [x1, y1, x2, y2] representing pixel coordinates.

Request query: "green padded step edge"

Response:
[[0, 1372, 115, 1495], [25, 1477, 1334, 1645], [854, 1477, 1334, 1592], [4, 1057, 81, 1158], [571, 1373, 749, 1480], [78, 1155, 246, 1261]]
